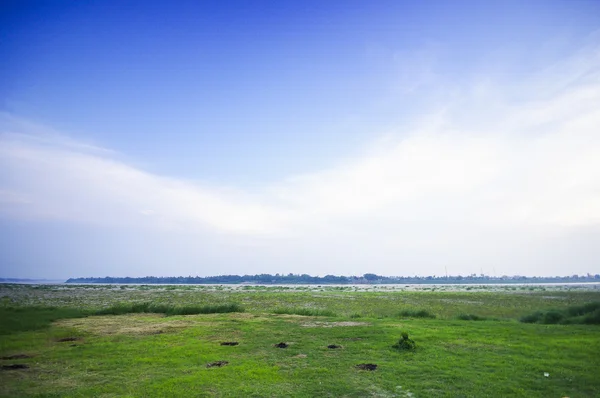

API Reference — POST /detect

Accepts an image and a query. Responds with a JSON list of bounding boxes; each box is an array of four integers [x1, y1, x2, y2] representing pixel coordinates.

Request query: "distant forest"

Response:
[[65, 273, 600, 285]]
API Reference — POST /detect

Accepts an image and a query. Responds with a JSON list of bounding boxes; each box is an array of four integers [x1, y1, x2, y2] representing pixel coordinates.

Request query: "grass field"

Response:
[[1, 283, 599, 397]]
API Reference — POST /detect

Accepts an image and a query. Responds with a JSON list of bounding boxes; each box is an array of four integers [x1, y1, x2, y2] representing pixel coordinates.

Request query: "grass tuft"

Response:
[[94, 302, 244, 316], [456, 313, 487, 321], [397, 309, 436, 318], [272, 307, 336, 317]]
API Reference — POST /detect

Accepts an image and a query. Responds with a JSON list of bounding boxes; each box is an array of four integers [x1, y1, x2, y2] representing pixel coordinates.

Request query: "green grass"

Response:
[[0, 306, 88, 335], [1, 284, 600, 397]]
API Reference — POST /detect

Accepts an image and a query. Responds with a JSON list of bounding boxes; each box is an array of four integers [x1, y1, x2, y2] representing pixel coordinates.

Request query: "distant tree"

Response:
[[363, 273, 379, 281]]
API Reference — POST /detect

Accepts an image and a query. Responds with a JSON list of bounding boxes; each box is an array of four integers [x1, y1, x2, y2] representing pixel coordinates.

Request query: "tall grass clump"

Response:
[[520, 302, 600, 325], [272, 307, 336, 317], [95, 302, 244, 316], [397, 309, 436, 319], [456, 313, 487, 321]]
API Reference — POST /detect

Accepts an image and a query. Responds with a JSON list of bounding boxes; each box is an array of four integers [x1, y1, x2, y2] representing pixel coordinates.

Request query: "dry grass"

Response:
[[55, 311, 260, 336], [55, 314, 195, 336]]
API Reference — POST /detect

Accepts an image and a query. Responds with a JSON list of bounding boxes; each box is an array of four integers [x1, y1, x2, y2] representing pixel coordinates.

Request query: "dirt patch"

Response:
[[355, 363, 377, 371], [1, 354, 32, 360], [301, 321, 370, 328], [274, 342, 288, 348], [206, 361, 228, 368], [55, 314, 194, 336], [220, 342, 239, 346], [56, 337, 79, 342], [295, 354, 307, 358], [327, 344, 342, 349], [2, 364, 29, 370]]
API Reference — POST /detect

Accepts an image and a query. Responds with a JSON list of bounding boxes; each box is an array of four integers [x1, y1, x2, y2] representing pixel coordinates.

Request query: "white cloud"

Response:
[[1, 40, 599, 277], [0, 131, 288, 234]]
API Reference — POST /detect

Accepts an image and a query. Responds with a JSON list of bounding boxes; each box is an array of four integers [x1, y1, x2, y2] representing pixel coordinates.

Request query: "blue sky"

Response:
[[1, 1, 600, 279]]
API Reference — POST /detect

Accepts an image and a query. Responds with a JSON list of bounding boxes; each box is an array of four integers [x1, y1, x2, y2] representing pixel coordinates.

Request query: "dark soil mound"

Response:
[[355, 363, 377, 371], [220, 342, 239, 346], [327, 345, 341, 349], [56, 337, 79, 342], [1, 354, 32, 360], [206, 361, 229, 368], [2, 364, 29, 370], [274, 342, 288, 348]]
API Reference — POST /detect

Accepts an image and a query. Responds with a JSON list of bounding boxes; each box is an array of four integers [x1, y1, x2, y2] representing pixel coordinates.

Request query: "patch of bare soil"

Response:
[[295, 354, 307, 358], [274, 342, 288, 348], [1, 354, 32, 360], [220, 342, 239, 346], [355, 363, 377, 371], [1, 364, 29, 370], [206, 361, 228, 368], [301, 321, 370, 328]]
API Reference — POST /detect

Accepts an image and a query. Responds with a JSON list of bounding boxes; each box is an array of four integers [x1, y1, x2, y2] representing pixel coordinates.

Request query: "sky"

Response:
[[1, 0, 600, 279]]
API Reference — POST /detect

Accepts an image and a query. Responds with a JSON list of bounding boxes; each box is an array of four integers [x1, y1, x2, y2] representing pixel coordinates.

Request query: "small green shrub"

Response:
[[398, 309, 436, 319], [393, 331, 416, 351]]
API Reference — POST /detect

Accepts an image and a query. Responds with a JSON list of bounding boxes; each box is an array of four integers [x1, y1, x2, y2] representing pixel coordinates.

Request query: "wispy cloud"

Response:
[[1, 40, 599, 276], [0, 127, 287, 234]]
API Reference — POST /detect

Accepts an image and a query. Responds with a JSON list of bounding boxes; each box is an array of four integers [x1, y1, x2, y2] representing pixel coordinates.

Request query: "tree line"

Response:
[[64, 273, 600, 285]]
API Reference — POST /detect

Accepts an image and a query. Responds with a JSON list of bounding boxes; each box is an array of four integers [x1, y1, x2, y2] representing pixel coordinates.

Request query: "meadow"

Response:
[[1, 283, 599, 397]]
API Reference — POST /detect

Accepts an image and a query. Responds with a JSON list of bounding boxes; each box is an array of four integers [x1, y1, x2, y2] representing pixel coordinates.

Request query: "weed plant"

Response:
[[392, 331, 416, 350]]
